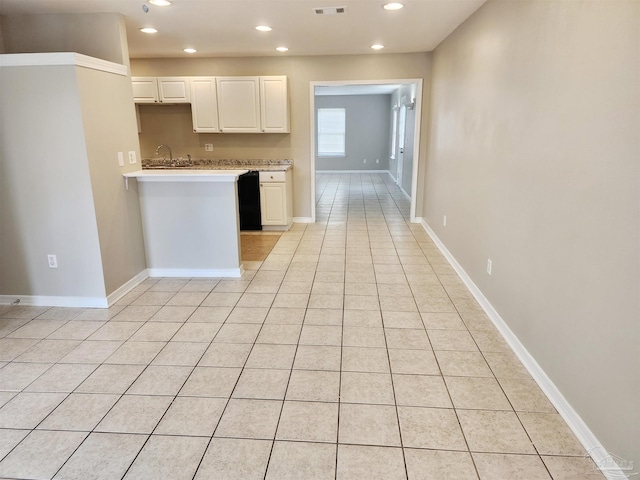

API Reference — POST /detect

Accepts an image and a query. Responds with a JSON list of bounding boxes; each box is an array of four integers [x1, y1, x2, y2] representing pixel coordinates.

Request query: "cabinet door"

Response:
[[260, 182, 287, 225], [190, 77, 219, 133], [216, 77, 260, 133], [158, 77, 190, 103], [260, 76, 289, 133], [132, 77, 159, 103]]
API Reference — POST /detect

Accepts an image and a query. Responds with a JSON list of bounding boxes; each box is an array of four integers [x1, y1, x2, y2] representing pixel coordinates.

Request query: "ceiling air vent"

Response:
[[314, 6, 347, 15]]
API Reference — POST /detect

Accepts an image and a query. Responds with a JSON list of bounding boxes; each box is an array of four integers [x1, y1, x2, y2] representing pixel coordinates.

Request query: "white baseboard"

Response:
[[0, 294, 109, 308], [106, 270, 149, 307], [0, 266, 244, 309], [419, 219, 627, 480], [147, 267, 244, 278], [0, 270, 149, 309], [293, 217, 314, 224]]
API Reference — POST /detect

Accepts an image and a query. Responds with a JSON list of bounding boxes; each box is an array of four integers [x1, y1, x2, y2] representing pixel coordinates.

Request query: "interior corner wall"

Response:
[[76, 67, 147, 296], [422, 0, 639, 467], [0, 64, 107, 299], [315, 94, 391, 171], [0, 13, 129, 66]]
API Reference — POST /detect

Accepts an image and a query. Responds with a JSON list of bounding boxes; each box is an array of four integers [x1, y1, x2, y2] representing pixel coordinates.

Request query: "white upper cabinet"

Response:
[[157, 77, 190, 103], [216, 77, 261, 133], [260, 76, 290, 133], [190, 77, 219, 133], [132, 77, 190, 103], [132, 77, 159, 103], [132, 75, 289, 133]]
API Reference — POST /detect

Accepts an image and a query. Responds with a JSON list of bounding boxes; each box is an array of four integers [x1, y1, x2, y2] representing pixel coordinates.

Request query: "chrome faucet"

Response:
[[155, 144, 172, 162]]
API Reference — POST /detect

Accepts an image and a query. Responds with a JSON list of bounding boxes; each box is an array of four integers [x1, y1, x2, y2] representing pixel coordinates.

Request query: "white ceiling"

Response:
[[0, 0, 486, 58]]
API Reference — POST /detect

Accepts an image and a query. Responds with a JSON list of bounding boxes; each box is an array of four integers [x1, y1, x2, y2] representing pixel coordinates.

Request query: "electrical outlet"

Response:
[[443, 215, 447, 226], [376, 159, 379, 164], [205, 144, 213, 152], [128, 151, 137, 164], [47, 254, 58, 268], [487, 259, 492, 275], [117, 152, 124, 167], [363, 159, 367, 163]]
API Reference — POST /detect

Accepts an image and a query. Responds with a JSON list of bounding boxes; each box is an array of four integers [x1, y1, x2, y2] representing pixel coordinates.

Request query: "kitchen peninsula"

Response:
[[124, 159, 292, 278], [124, 169, 247, 277]]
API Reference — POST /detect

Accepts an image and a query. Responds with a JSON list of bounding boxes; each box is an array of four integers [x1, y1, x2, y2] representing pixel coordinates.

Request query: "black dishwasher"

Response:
[[237, 171, 262, 230]]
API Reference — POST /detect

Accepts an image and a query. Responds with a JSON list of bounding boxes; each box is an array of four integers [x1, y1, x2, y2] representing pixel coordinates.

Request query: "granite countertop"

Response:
[[142, 158, 292, 172]]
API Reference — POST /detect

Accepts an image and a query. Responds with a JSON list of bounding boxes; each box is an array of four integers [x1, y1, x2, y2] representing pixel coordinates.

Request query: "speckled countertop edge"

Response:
[[142, 158, 293, 171]]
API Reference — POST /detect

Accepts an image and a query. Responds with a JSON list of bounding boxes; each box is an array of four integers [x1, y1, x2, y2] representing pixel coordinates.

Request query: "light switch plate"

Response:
[[128, 151, 137, 164], [118, 152, 125, 167]]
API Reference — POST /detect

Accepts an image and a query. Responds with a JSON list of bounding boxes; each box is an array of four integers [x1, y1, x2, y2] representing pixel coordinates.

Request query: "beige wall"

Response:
[[0, 13, 130, 68], [77, 67, 147, 296], [423, 0, 639, 467], [0, 65, 106, 298], [0, 12, 146, 302], [131, 53, 431, 218]]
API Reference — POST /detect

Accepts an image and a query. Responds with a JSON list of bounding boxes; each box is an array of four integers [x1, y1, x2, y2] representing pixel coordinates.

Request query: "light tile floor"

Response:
[[0, 173, 605, 479]]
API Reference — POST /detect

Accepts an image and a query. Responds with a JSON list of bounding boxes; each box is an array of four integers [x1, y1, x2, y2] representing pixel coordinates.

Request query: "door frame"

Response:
[[396, 99, 407, 189], [309, 78, 423, 223]]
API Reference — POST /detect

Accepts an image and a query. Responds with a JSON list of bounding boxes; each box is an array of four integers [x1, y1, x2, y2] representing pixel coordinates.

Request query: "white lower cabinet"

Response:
[[259, 170, 293, 230]]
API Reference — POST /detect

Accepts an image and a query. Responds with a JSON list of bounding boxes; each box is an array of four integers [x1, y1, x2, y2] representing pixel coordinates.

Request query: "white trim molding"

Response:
[[147, 267, 244, 278], [0, 52, 128, 76], [293, 217, 314, 224], [0, 295, 109, 309], [419, 218, 628, 480], [0, 270, 149, 309], [106, 270, 149, 306]]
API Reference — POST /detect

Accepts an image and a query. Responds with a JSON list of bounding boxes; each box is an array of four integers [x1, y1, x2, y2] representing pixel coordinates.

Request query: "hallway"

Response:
[[0, 173, 603, 479]]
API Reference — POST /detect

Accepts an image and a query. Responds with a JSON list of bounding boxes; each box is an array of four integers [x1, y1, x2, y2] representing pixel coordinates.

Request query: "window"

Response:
[[317, 108, 346, 156]]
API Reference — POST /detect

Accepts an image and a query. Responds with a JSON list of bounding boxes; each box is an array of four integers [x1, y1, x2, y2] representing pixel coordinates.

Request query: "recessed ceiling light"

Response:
[[276, 47, 289, 52], [383, 2, 404, 10], [255, 25, 273, 32], [139, 27, 158, 34], [371, 44, 385, 50], [183, 48, 197, 54], [149, 0, 171, 6]]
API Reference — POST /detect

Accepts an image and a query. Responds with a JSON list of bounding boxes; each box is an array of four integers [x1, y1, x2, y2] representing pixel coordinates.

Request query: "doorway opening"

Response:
[[309, 79, 422, 223]]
